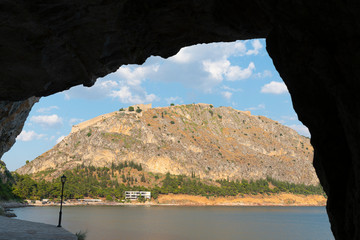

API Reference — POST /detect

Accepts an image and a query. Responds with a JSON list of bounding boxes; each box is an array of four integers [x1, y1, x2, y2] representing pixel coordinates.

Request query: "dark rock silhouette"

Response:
[[0, 1, 359, 239]]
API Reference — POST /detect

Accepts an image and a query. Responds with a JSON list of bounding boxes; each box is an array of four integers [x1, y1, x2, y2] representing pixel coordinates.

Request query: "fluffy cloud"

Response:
[[288, 124, 311, 137], [261, 81, 288, 94], [37, 106, 59, 113], [63, 39, 265, 102], [202, 60, 255, 81], [30, 114, 63, 128], [246, 39, 263, 55], [115, 65, 159, 86], [221, 91, 233, 100], [245, 104, 266, 111], [255, 70, 272, 78], [64, 80, 118, 100], [17, 130, 45, 141], [56, 135, 66, 144], [165, 96, 183, 105], [69, 118, 84, 126], [110, 86, 158, 104]]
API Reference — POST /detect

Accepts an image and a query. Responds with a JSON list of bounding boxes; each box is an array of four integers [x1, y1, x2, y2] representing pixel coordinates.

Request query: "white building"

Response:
[[125, 191, 151, 200]]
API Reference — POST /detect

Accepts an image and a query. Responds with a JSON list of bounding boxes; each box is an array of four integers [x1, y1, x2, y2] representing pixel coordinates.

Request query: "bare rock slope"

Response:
[[17, 104, 316, 185]]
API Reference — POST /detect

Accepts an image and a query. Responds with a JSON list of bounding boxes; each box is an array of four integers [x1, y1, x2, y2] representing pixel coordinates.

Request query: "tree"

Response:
[[26, 160, 29, 164], [128, 106, 134, 111], [141, 174, 146, 182], [106, 195, 113, 201], [170, 103, 175, 106], [136, 107, 142, 113]]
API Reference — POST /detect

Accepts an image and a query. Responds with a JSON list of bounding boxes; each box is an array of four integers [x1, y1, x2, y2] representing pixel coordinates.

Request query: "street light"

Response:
[[57, 174, 67, 227]]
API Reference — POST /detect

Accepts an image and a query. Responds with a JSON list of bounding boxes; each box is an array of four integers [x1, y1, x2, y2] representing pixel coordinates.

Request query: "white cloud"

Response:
[[221, 85, 242, 92], [202, 60, 255, 82], [246, 39, 263, 55], [288, 124, 311, 137], [245, 104, 266, 111], [165, 96, 183, 105], [63, 39, 265, 101], [281, 115, 298, 121], [261, 81, 288, 94], [56, 135, 66, 144], [16, 130, 45, 141], [64, 80, 118, 100], [115, 65, 159, 86], [226, 62, 255, 81], [255, 70, 272, 78], [37, 106, 59, 113], [169, 48, 193, 63], [30, 114, 63, 128], [221, 91, 232, 100], [69, 118, 84, 126], [110, 86, 159, 104]]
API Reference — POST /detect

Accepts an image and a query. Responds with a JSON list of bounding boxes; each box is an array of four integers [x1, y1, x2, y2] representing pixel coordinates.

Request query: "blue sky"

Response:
[[3, 39, 310, 171]]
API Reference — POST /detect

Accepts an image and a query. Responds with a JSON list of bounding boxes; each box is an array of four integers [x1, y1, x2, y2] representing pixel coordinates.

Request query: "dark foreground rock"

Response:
[[1, 1, 360, 239]]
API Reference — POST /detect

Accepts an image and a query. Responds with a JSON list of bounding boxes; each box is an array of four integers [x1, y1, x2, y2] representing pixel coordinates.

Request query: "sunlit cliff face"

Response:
[[1, 1, 360, 239]]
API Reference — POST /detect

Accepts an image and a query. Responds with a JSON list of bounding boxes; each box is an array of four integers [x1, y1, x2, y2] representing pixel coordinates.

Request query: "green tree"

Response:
[[128, 106, 134, 111]]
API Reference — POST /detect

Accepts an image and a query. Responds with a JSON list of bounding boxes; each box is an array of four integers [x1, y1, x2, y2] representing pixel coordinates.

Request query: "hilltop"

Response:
[[17, 103, 317, 185]]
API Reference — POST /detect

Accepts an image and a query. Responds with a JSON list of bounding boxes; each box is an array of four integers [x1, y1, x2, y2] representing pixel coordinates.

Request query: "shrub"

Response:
[[75, 230, 87, 240], [209, 110, 213, 116], [128, 106, 134, 111], [170, 121, 175, 124], [218, 114, 222, 119], [119, 108, 124, 111], [210, 104, 213, 108], [153, 115, 157, 118], [106, 195, 112, 201], [170, 103, 175, 106], [26, 160, 29, 164], [136, 107, 142, 113]]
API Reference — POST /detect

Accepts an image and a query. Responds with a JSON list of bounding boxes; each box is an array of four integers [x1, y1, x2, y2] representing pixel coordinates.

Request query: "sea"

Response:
[[13, 205, 334, 240]]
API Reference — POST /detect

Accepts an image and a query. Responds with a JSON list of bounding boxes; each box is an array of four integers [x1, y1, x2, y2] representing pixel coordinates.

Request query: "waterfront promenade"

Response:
[[0, 216, 76, 240]]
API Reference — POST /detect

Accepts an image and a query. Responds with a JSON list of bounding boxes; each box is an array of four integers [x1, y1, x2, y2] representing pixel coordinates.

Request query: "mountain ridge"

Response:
[[17, 103, 317, 185]]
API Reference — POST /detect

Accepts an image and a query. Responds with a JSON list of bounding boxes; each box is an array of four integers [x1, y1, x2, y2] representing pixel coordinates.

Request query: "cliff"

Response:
[[17, 104, 317, 185]]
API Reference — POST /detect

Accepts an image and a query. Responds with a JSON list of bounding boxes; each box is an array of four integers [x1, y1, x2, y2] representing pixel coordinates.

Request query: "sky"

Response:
[[2, 39, 310, 171]]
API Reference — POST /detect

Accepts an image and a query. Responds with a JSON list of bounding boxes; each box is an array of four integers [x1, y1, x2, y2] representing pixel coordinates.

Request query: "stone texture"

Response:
[[1, 1, 360, 239], [0, 97, 39, 159]]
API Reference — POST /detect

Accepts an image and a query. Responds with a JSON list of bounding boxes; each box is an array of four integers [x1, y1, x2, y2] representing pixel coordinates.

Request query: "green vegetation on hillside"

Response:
[[9, 163, 325, 201]]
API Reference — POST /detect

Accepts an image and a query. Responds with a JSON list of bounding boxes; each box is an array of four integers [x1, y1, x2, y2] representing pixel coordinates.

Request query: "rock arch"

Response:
[[1, 1, 359, 239]]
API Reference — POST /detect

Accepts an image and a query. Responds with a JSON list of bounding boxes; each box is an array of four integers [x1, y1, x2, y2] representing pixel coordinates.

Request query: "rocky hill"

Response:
[[17, 103, 317, 185]]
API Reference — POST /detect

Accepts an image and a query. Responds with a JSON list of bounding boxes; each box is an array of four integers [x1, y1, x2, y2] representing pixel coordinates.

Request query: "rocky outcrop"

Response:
[[0, 160, 13, 184], [1, 1, 360, 239], [0, 97, 39, 159], [17, 104, 317, 185]]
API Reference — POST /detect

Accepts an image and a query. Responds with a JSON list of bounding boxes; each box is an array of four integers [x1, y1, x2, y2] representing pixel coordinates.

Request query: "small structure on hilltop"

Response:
[[125, 191, 151, 200]]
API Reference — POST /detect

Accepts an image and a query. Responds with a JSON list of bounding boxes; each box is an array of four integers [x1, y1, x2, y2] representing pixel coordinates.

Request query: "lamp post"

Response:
[[57, 174, 66, 227]]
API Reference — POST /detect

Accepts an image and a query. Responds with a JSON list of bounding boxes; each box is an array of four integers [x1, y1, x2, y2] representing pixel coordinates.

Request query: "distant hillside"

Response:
[[17, 103, 317, 185]]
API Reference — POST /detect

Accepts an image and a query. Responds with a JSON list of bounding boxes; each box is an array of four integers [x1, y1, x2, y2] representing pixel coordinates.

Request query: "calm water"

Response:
[[13, 206, 334, 240]]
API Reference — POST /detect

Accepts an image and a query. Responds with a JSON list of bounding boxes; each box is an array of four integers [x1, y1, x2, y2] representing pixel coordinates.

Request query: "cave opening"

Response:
[[3, 39, 333, 239]]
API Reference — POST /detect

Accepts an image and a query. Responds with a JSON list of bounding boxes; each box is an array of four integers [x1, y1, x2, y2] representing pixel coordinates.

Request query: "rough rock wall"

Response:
[[0, 0, 270, 101], [264, 2, 360, 239], [0, 97, 39, 159], [1, 1, 360, 239]]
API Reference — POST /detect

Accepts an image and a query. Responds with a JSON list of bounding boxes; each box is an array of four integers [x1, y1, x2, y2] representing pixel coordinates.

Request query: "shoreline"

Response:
[[9, 192, 326, 208], [27, 202, 326, 207]]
